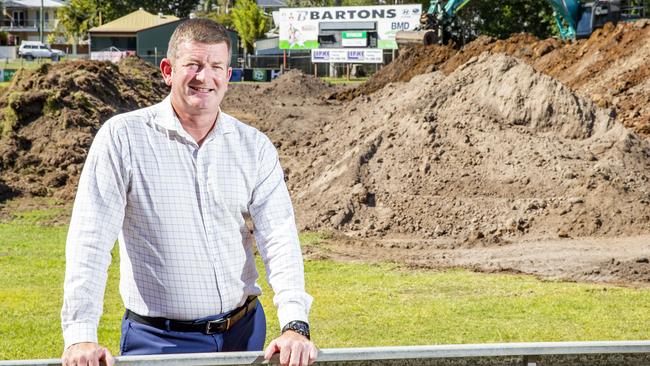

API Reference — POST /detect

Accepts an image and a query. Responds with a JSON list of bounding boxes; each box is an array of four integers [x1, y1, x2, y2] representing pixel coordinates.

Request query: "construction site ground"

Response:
[[1, 20, 649, 287]]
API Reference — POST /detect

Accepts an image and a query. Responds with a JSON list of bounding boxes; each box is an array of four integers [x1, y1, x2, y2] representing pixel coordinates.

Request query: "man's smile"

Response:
[[189, 85, 215, 93]]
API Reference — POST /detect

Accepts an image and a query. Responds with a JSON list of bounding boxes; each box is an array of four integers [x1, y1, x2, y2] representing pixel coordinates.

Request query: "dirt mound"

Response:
[[335, 33, 551, 102], [0, 57, 167, 200], [439, 33, 555, 73], [337, 20, 650, 138], [334, 44, 457, 100], [278, 53, 650, 243], [266, 68, 332, 99], [223, 70, 341, 158], [534, 20, 650, 137]]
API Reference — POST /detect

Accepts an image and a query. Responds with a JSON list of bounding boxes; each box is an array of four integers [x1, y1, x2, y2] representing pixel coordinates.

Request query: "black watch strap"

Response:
[[282, 320, 310, 340]]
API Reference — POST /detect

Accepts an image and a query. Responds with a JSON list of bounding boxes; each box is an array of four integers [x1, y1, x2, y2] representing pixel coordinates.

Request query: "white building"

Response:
[[1, 0, 65, 45]]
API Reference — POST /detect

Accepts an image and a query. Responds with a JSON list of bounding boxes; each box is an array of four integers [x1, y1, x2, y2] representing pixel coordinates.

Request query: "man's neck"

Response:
[[174, 107, 219, 146]]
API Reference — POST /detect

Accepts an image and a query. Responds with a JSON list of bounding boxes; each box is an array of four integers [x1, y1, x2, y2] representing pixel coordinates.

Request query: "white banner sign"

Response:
[[278, 4, 422, 50], [311, 48, 384, 63]]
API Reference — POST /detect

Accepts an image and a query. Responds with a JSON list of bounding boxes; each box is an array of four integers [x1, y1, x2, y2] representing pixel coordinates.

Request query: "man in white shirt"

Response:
[[61, 18, 316, 366]]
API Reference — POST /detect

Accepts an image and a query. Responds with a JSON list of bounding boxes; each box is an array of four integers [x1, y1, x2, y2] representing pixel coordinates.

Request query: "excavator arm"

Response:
[[546, 0, 581, 39], [394, 0, 634, 47], [395, 0, 474, 46]]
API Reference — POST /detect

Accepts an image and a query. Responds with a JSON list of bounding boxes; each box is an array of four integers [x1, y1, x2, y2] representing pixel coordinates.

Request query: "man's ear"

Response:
[[160, 58, 173, 86], [227, 67, 233, 81]]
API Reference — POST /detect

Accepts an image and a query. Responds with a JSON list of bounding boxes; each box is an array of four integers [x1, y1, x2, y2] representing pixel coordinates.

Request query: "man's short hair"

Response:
[[167, 18, 232, 64]]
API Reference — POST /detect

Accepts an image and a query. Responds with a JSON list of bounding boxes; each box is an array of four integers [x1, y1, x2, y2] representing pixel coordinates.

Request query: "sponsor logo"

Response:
[[347, 51, 364, 60], [309, 8, 397, 20], [313, 50, 330, 60]]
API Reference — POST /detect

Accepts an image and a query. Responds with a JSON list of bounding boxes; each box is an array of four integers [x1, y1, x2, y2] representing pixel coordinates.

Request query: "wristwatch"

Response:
[[282, 320, 311, 340]]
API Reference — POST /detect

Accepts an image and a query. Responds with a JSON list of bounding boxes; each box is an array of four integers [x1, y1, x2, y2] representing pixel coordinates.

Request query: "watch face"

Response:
[[284, 321, 311, 339]]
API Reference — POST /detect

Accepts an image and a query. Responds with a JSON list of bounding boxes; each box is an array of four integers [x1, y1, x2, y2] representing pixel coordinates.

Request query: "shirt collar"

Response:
[[155, 95, 233, 143]]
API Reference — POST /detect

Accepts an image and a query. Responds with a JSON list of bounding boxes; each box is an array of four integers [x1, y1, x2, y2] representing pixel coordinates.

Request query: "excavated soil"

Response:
[[336, 20, 650, 138], [226, 53, 650, 246], [0, 58, 168, 200], [2, 20, 650, 286]]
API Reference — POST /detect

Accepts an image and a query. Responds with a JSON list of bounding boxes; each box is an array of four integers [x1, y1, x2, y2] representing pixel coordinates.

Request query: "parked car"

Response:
[[18, 41, 65, 61]]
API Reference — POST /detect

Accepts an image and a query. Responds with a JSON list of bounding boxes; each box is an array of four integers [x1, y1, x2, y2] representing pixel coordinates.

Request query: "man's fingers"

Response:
[[77, 355, 88, 366], [99, 347, 115, 366], [308, 345, 318, 365], [88, 351, 99, 366], [279, 342, 291, 365], [91, 347, 110, 366], [288, 342, 303, 366], [61, 342, 107, 366], [300, 344, 310, 366], [264, 340, 279, 360]]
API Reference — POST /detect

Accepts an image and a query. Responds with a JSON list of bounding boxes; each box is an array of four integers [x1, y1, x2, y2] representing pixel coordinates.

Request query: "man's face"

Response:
[[161, 40, 232, 117]]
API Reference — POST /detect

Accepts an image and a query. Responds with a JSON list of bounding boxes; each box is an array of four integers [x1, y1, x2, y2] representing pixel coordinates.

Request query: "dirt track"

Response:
[[304, 234, 650, 287], [1, 20, 650, 286]]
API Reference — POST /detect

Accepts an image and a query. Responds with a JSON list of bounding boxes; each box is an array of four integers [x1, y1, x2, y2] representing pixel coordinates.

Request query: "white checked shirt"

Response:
[[61, 96, 312, 349]]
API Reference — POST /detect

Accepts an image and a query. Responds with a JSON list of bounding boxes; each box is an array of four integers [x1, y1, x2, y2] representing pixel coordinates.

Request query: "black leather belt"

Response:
[[125, 296, 258, 335]]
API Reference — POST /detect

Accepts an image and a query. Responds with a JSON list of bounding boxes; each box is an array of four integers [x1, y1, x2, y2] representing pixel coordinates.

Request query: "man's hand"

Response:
[[264, 331, 318, 366], [62, 342, 115, 366]]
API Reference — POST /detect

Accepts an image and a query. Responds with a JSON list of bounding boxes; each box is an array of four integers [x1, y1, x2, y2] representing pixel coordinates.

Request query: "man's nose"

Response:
[[195, 66, 213, 81]]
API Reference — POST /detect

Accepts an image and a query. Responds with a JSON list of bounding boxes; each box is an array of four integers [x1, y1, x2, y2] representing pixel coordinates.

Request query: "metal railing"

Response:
[[2, 341, 650, 366]]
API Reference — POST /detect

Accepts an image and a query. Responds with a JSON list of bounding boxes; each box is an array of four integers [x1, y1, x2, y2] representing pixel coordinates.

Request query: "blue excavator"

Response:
[[395, 0, 646, 46]]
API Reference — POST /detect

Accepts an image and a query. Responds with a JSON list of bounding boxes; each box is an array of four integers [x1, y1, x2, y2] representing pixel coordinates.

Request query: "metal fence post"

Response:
[[523, 354, 538, 366]]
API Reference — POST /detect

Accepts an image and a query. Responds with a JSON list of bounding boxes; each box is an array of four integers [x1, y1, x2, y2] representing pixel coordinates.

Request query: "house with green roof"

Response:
[[88, 8, 182, 64], [89, 8, 240, 65]]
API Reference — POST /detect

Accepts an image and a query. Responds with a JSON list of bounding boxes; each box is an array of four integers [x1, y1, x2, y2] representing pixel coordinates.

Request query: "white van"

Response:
[[18, 41, 65, 61]]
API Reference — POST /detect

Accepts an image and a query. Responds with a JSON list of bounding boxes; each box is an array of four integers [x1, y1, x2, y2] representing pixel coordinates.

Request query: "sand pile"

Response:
[[277, 53, 650, 243], [265, 69, 332, 99], [334, 43, 458, 100], [224, 70, 340, 158], [338, 20, 650, 138], [0, 58, 167, 200]]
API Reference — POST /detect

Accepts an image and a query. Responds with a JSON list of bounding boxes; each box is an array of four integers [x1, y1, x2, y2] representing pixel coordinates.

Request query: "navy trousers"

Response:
[[120, 301, 266, 355]]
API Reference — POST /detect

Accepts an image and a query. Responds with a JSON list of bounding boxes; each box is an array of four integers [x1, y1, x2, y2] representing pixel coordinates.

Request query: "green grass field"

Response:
[[2, 206, 650, 360], [0, 58, 63, 70]]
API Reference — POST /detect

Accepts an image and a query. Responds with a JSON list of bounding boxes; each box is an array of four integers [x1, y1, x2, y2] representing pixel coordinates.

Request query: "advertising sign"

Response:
[[241, 69, 282, 82], [91, 50, 136, 63], [278, 4, 422, 50], [252, 69, 268, 81], [311, 48, 383, 63], [342, 31, 367, 47], [0, 69, 16, 82]]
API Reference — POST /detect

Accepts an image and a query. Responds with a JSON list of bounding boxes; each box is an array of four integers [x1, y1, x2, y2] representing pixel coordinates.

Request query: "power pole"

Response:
[[39, 0, 44, 43]]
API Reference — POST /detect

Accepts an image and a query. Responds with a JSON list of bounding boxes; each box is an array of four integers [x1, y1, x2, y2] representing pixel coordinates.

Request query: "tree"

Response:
[[230, 0, 268, 65], [202, 0, 216, 12], [57, 0, 98, 52], [198, 10, 234, 28], [460, 0, 556, 40], [96, 0, 201, 23]]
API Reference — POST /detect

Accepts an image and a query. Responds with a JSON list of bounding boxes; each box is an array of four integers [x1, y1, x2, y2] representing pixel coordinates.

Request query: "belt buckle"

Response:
[[205, 317, 230, 334]]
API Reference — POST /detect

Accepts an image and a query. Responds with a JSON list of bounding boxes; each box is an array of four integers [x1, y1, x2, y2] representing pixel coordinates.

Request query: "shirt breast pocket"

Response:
[[208, 165, 253, 216]]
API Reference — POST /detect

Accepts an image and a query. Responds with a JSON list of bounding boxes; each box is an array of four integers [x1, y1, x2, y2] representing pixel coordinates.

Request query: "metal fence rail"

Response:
[[3, 341, 650, 366]]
